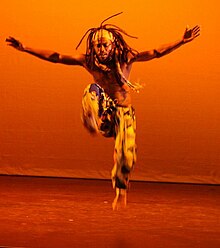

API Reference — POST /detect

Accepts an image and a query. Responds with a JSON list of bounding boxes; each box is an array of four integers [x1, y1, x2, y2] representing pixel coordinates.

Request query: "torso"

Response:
[[84, 61, 133, 107]]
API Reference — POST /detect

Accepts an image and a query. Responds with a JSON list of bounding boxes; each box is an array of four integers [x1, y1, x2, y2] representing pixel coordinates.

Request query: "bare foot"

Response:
[[112, 188, 127, 210]]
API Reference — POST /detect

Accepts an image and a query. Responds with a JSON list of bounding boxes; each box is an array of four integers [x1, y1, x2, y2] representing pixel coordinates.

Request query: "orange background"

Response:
[[1, 0, 220, 183]]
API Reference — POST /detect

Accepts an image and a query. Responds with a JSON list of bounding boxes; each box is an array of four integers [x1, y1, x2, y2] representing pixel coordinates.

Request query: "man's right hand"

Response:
[[5, 36, 25, 51]]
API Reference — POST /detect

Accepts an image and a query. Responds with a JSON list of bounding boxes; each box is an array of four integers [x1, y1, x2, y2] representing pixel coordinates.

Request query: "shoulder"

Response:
[[126, 50, 139, 65]]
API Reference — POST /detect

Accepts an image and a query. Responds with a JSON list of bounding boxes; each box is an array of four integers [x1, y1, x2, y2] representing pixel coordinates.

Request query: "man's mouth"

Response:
[[100, 54, 107, 57], [98, 54, 108, 61]]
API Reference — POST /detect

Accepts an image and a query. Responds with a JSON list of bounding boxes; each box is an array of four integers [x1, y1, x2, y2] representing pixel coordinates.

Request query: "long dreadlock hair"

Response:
[[76, 12, 143, 92]]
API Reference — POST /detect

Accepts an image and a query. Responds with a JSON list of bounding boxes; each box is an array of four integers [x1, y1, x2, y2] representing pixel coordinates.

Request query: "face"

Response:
[[93, 38, 113, 62]]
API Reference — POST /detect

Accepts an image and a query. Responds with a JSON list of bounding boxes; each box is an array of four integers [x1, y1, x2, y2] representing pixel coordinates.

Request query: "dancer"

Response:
[[6, 13, 200, 210]]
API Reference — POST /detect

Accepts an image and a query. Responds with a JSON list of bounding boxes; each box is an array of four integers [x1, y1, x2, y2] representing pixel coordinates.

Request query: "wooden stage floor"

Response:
[[0, 175, 219, 248]]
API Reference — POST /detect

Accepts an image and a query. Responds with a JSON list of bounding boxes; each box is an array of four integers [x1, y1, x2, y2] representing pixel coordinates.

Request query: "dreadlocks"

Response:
[[76, 12, 143, 92]]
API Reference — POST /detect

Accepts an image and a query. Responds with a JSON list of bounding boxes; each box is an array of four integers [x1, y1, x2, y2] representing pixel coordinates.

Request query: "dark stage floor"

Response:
[[0, 175, 219, 248]]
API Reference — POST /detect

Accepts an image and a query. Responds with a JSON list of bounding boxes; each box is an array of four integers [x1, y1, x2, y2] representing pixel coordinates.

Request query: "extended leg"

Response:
[[111, 106, 137, 210]]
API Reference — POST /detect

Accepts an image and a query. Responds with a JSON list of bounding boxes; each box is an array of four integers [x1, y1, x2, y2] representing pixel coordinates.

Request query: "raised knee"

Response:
[[89, 83, 103, 98]]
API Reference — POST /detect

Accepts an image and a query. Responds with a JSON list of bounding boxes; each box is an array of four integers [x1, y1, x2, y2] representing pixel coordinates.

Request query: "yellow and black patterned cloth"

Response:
[[82, 84, 137, 189]]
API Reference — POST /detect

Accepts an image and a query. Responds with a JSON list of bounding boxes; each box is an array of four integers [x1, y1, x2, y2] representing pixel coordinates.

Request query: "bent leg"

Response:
[[81, 84, 103, 134], [82, 83, 116, 138]]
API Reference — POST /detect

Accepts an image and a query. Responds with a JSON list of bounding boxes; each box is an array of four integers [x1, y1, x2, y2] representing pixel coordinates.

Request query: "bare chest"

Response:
[[85, 62, 133, 106], [90, 63, 131, 86]]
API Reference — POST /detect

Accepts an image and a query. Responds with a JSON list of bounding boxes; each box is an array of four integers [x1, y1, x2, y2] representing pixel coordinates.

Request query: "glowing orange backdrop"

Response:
[[1, 0, 220, 184]]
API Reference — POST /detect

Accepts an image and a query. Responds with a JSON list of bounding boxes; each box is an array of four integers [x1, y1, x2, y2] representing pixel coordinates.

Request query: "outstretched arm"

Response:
[[5, 36, 85, 66], [130, 25, 200, 63]]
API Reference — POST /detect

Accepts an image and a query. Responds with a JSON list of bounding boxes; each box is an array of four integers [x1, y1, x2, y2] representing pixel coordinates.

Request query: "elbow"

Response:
[[48, 52, 60, 63], [153, 49, 163, 58]]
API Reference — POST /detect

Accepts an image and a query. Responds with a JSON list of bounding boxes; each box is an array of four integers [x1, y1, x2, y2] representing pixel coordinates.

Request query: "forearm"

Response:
[[22, 46, 85, 65], [6, 36, 85, 65], [154, 39, 184, 58], [23, 46, 60, 63], [131, 39, 185, 62]]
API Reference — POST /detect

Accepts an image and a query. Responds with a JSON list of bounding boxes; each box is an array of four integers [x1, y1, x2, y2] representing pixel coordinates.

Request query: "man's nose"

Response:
[[100, 45, 105, 52]]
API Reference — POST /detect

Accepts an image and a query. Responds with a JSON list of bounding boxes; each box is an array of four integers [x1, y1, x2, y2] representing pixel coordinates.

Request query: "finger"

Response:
[[193, 27, 200, 33], [8, 36, 18, 43], [192, 26, 200, 32], [192, 25, 199, 30], [11, 37, 17, 42], [194, 33, 200, 39], [193, 30, 200, 36], [193, 28, 200, 35], [193, 29, 200, 36], [9, 36, 15, 41], [6, 36, 13, 41], [185, 25, 189, 32]]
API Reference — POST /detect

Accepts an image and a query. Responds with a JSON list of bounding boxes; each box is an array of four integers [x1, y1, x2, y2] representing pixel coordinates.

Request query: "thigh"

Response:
[[81, 84, 101, 134]]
